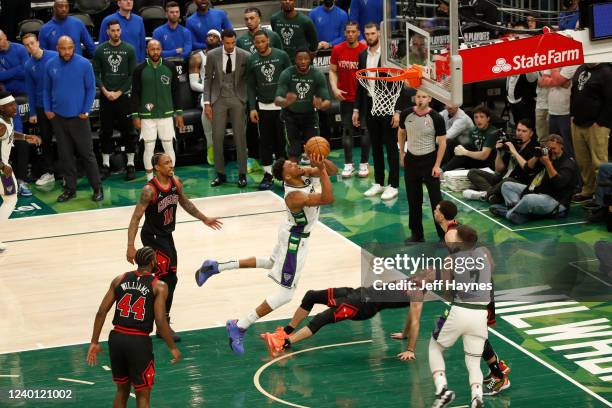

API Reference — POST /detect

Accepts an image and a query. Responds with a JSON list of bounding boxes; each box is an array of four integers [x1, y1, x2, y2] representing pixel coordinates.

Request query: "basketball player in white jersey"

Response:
[[195, 153, 337, 354], [188, 29, 221, 166], [430, 225, 493, 408], [0, 91, 41, 251]]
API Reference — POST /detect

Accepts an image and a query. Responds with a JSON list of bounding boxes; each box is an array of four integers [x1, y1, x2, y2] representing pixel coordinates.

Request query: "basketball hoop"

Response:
[[356, 66, 423, 116]]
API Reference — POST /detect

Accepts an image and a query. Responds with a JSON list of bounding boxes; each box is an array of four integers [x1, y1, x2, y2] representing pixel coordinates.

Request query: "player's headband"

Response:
[[0, 95, 15, 106]]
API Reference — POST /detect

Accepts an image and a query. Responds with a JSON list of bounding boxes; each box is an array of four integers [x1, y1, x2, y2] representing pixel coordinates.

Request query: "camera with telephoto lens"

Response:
[[496, 129, 521, 151], [534, 147, 549, 157]]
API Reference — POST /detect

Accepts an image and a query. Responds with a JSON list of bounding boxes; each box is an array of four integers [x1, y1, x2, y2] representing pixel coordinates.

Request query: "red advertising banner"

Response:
[[459, 32, 584, 84]]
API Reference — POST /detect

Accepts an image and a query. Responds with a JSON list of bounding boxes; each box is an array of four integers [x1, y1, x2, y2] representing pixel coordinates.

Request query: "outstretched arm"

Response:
[[87, 276, 121, 366], [127, 185, 154, 263], [286, 155, 334, 211], [396, 302, 423, 361], [176, 177, 223, 230]]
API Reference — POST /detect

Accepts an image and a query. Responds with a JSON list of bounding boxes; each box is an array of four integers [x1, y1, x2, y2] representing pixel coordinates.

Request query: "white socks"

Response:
[[237, 309, 259, 330], [434, 371, 448, 394], [127, 153, 135, 166], [102, 154, 110, 167]]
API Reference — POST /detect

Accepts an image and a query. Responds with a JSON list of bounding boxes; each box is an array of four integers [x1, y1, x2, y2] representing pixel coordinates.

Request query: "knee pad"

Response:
[[300, 290, 317, 312], [266, 286, 295, 310]]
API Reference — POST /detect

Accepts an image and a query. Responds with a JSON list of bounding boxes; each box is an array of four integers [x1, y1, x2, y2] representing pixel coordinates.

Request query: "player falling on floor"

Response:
[[127, 153, 222, 341], [429, 225, 493, 408], [260, 270, 433, 359], [87, 247, 181, 408], [436, 200, 511, 396], [195, 153, 337, 354]]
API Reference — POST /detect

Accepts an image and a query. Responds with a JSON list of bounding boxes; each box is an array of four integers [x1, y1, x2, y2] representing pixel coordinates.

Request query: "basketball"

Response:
[[304, 136, 330, 159]]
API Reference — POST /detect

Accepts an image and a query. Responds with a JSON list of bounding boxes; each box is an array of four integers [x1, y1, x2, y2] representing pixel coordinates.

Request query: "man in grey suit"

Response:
[[204, 29, 251, 188]]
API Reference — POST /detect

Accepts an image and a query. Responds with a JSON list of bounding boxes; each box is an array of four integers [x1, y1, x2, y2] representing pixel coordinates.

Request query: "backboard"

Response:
[[382, 0, 463, 106]]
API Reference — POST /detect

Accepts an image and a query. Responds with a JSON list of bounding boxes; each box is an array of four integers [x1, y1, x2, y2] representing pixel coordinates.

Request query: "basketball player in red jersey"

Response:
[[87, 246, 181, 408], [127, 153, 222, 341]]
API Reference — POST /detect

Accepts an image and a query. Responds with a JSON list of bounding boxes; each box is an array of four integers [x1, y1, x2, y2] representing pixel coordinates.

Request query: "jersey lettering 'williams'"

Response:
[[112, 271, 158, 334]]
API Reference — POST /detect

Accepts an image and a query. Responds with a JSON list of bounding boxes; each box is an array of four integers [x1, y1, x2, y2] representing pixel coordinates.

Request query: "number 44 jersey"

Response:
[[112, 271, 158, 334]]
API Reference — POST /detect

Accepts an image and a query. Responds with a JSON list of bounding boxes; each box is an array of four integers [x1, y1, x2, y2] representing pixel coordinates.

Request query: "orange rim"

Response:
[[356, 66, 423, 87]]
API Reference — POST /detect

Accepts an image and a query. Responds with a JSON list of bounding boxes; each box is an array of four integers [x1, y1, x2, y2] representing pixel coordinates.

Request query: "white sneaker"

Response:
[[463, 189, 487, 201], [341, 163, 354, 178], [358, 163, 369, 177], [381, 185, 398, 201], [364, 183, 385, 197], [35, 172, 55, 186], [0, 241, 6, 252]]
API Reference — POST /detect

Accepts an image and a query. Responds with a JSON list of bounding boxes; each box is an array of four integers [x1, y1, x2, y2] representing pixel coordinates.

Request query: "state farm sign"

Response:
[[460, 32, 584, 84]]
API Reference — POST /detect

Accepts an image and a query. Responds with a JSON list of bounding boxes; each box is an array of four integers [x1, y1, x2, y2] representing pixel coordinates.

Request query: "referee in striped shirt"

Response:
[[398, 90, 446, 243]]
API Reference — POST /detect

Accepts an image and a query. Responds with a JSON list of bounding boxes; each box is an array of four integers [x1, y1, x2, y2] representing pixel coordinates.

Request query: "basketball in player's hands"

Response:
[[304, 136, 330, 159]]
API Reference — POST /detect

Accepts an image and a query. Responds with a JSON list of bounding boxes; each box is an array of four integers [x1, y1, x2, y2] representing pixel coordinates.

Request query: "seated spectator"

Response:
[[441, 104, 473, 144], [187, 0, 233, 51], [584, 163, 612, 224], [39, 0, 96, 57], [99, 0, 146, 63], [309, 0, 349, 50], [153, 1, 193, 60], [558, 0, 579, 30], [443, 105, 497, 171], [464, 118, 538, 204], [489, 134, 579, 224], [0, 30, 28, 95]]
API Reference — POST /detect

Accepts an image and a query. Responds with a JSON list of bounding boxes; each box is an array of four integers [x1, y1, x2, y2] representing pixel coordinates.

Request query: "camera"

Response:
[[496, 129, 521, 151], [534, 147, 549, 157]]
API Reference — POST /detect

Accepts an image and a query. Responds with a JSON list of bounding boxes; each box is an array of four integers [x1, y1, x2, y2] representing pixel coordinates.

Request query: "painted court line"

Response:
[[57, 378, 94, 385], [102, 365, 111, 371], [511, 221, 588, 231], [569, 260, 612, 287], [440, 190, 513, 232], [488, 327, 612, 408], [254, 340, 373, 408], [0, 374, 19, 378]]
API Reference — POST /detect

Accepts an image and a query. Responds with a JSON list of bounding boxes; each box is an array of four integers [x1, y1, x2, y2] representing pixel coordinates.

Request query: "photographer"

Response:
[[464, 119, 538, 204], [489, 134, 579, 224]]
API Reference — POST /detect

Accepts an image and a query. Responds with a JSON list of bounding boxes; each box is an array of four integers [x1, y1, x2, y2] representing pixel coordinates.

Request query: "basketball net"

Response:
[[356, 66, 422, 117]]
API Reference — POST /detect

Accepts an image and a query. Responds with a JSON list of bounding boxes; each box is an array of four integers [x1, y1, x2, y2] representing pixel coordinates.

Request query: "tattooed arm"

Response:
[[126, 184, 154, 263], [175, 177, 223, 230]]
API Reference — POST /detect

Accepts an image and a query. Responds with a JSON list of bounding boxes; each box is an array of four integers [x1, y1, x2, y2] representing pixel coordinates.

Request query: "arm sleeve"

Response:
[[0, 55, 25, 81], [42, 61, 52, 112], [38, 26, 49, 50], [331, 13, 348, 46], [82, 23, 96, 57], [98, 18, 109, 45], [222, 11, 233, 30], [131, 64, 142, 116], [315, 70, 331, 100], [187, 19, 205, 51], [349, 0, 360, 28], [549, 159, 576, 190], [203, 53, 213, 103], [92, 49, 103, 88], [446, 113, 473, 139], [275, 69, 290, 98], [83, 64, 96, 114], [305, 17, 319, 53], [138, 21, 146, 62], [182, 28, 193, 59], [121, 47, 137, 94], [24, 66, 37, 114], [483, 128, 498, 149], [354, 52, 365, 113]]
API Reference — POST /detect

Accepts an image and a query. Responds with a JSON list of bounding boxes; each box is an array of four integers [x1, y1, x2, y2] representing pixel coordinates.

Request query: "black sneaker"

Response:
[[588, 207, 607, 223], [237, 174, 247, 188], [572, 193, 593, 204], [57, 190, 76, 202], [258, 173, 273, 190], [100, 165, 111, 180], [432, 387, 455, 408], [404, 235, 425, 245], [125, 165, 136, 181]]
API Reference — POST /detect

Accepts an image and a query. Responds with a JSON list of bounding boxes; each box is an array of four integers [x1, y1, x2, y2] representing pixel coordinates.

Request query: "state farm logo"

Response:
[[492, 58, 511, 74], [491, 49, 581, 74]]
